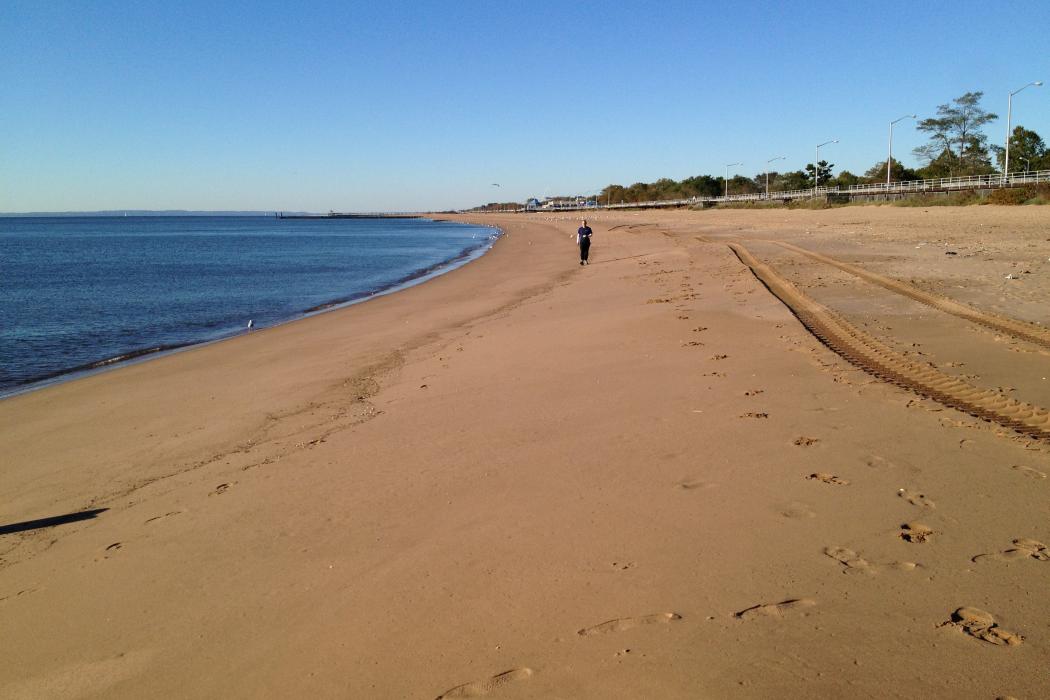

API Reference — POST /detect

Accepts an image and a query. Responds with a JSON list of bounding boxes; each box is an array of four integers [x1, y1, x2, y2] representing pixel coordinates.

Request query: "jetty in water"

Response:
[[276, 211, 423, 220]]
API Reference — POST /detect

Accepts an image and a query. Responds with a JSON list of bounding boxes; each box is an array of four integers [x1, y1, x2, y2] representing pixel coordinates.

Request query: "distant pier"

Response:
[[276, 212, 424, 220]]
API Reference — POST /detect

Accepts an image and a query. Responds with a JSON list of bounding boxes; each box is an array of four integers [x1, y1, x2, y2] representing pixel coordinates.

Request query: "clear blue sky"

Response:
[[2, 0, 1047, 212]]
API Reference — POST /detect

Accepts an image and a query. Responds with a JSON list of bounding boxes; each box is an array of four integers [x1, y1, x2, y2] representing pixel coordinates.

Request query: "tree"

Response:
[[727, 175, 760, 195], [680, 175, 722, 198], [771, 171, 809, 192], [864, 158, 919, 183], [600, 184, 627, 204], [833, 171, 861, 188], [803, 160, 835, 186], [650, 178, 681, 200], [913, 91, 997, 176], [989, 126, 1048, 173], [625, 182, 651, 202], [753, 171, 779, 192]]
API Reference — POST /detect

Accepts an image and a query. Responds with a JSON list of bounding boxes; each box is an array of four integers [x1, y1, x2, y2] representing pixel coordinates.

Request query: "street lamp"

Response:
[[814, 140, 838, 196], [724, 162, 741, 197], [887, 115, 916, 186], [1020, 157, 1031, 174], [765, 155, 786, 199], [1005, 81, 1043, 181]]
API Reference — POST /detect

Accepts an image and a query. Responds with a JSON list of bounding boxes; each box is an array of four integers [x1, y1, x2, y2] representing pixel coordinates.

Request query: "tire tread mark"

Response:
[[728, 242, 1050, 441], [771, 240, 1050, 351]]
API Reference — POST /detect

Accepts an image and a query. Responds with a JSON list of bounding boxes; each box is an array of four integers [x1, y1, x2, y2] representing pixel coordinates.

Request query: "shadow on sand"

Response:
[[0, 508, 109, 536]]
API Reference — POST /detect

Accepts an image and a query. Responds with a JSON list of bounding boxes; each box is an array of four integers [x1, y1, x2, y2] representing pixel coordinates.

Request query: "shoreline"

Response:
[[2, 207, 1048, 698], [0, 219, 501, 400]]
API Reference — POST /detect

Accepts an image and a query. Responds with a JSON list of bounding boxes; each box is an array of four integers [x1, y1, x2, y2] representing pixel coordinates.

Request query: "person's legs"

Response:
[[580, 238, 590, 263]]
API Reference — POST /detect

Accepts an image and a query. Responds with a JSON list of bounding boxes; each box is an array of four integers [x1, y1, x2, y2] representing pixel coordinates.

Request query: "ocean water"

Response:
[[0, 216, 499, 394]]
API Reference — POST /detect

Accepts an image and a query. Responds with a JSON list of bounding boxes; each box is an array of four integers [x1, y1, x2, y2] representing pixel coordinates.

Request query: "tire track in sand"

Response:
[[768, 240, 1050, 351], [728, 242, 1050, 441]]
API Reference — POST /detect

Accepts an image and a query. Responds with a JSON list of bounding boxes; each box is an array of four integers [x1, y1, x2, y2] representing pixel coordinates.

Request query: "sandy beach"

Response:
[[2, 205, 1049, 698]]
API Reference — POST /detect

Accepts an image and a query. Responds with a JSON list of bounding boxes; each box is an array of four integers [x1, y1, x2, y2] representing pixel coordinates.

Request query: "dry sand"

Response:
[[2, 205, 1048, 698]]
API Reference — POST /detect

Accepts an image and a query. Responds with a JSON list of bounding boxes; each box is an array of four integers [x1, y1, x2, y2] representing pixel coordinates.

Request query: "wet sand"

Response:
[[2, 206, 1048, 698]]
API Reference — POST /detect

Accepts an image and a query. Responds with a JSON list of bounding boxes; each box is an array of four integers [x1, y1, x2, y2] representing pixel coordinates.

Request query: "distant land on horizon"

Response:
[[0, 210, 312, 218]]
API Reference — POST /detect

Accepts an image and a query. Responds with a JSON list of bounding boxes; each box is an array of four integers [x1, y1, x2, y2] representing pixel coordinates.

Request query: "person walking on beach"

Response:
[[576, 219, 593, 265]]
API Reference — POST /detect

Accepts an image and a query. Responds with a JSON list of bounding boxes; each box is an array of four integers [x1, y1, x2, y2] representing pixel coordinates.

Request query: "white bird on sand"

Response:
[[247, 319, 254, 331]]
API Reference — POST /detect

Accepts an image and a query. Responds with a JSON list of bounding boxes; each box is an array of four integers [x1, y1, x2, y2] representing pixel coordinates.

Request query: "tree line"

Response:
[[595, 91, 1048, 204]]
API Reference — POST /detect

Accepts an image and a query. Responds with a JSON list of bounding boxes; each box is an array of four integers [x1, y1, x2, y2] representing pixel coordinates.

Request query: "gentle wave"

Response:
[[0, 216, 500, 397]]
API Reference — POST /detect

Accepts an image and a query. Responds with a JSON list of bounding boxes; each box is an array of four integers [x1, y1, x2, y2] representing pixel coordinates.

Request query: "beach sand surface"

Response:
[[2, 206, 1048, 698]]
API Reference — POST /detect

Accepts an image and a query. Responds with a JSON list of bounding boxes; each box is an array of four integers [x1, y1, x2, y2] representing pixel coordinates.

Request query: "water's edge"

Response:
[[1, 221, 502, 400]]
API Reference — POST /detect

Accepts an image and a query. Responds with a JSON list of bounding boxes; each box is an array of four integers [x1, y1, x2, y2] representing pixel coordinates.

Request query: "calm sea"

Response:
[[0, 216, 498, 395]]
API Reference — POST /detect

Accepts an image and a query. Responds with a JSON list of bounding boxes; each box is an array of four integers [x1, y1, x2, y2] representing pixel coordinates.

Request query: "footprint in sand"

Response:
[[941, 607, 1023, 646], [577, 613, 682, 636], [899, 522, 935, 543], [824, 546, 917, 574], [710, 354, 729, 361], [740, 412, 769, 419], [898, 489, 935, 508], [435, 668, 533, 699], [807, 473, 849, 486], [794, 436, 820, 447], [210, 483, 231, 496], [735, 598, 816, 620], [972, 538, 1049, 563], [824, 546, 876, 574], [676, 479, 717, 491], [1012, 465, 1046, 479], [779, 502, 816, 519]]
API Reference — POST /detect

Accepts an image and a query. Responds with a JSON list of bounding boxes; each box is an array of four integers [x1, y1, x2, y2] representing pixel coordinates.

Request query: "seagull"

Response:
[[247, 319, 254, 331]]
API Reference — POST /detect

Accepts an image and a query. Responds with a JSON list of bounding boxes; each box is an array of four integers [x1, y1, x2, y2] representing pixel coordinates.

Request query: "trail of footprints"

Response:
[[806, 451, 1036, 653], [436, 285, 1038, 695], [437, 597, 827, 698]]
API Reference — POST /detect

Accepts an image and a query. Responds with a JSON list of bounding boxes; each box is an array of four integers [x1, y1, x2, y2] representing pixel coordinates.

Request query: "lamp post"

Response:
[[765, 155, 786, 199], [1020, 157, 1031, 174], [887, 115, 916, 186], [1005, 81, 1043, 182], [724, 162, 741, 198], [813, 140, 838, 196]]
